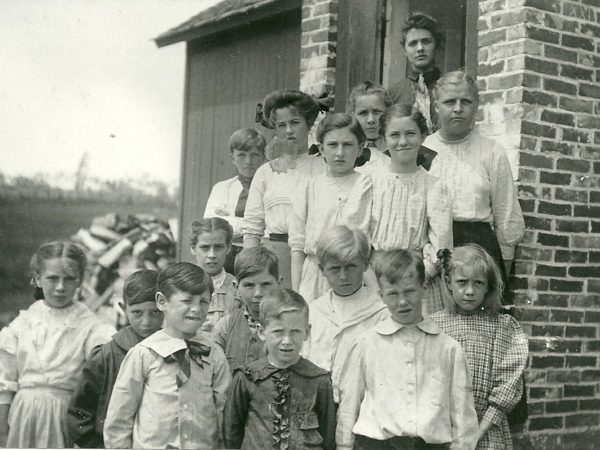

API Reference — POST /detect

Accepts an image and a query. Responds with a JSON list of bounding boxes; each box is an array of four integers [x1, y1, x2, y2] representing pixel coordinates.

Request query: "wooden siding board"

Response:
[[178, 11, 300, 260]]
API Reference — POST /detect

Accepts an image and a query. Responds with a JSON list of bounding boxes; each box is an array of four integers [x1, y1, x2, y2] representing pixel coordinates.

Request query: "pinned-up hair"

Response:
[[30, 241, 87, 299], [259, 288, 309, 327], [346, 80, 392, 114], [401, 12, 445, 49], [123, 269, 158, 306], [433, 70, 480, 102], [157, 262, 214, 297], [316, 225, 370, 267], [234, 246, 279, 282], [316, 112, 367, 146], [228, 128, 267, 154], [438, 244, 503, 315], [380, 103, 429, 137], [262, 89, 321, 129], [190, 217, 234, 247], [372, 249, 425, 285]]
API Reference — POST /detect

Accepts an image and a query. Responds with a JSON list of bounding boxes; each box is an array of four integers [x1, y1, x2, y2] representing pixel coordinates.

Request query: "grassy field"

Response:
[[0, 198, 177, 327]]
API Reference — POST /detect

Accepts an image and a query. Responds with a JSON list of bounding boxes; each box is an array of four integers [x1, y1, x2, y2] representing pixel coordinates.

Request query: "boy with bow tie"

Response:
[[103, 263, 231, 449]]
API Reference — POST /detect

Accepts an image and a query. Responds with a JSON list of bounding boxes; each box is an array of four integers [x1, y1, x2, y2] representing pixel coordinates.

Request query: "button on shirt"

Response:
[[103, 330, 231, 449], [336, 317, 479, 450]]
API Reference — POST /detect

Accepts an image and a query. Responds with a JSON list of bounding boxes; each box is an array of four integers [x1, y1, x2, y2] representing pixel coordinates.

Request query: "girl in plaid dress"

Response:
[[430, 244, 528, 449]]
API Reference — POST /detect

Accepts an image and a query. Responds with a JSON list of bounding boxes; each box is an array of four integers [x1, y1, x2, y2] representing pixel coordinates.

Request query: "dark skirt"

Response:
[[354, 435, 449, 450]]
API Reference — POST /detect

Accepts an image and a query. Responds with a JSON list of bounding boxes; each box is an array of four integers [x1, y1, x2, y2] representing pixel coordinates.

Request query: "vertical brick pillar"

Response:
[[299, 0, 338, 96], [478, 0, 600, 447]]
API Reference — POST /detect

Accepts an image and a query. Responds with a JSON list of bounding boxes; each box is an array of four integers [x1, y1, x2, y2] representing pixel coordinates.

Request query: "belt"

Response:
[[268, 233, 288, 243]]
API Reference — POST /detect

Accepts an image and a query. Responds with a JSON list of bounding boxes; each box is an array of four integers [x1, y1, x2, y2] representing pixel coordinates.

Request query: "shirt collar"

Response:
[[112, 326, 144, 352], [140, 329, 213, 360], [375, 316, 440, 336], [239, 356, 328, 381], [212, 269, 227, 291], [407, 66, 442, 85]]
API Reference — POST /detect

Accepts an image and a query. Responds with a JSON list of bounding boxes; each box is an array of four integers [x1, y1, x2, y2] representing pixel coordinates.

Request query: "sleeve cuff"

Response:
[[482, 404, 504, 427], [0, 392, 15, 405], [424, 259, 438, 278]]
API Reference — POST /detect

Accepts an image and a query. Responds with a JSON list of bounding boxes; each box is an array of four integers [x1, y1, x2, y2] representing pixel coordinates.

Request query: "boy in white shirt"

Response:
[[336, 249, 479, 450], [303, 225, 388, 404], [204, 128, 266, 272]]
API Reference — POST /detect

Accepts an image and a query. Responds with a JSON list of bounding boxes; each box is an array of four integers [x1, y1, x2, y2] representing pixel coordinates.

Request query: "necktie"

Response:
[[234, 175, 252, 218], [414, 74, 433, 131], [168, 340, 211, 387]]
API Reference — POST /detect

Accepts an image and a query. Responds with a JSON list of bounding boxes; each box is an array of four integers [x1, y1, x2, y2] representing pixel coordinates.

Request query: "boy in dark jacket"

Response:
[[66, 269, 163, 448], [212, 247, 280, 372]]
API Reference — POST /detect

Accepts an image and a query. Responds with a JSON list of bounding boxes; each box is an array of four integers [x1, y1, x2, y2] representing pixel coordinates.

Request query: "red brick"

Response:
[[521, 307, 551, 321], [564, 384, 595, 397], [535, 264, 567, 277], [519, 198, 535, 213], [561, 63, 595, 81], [531, 355, 564, 368], [528, 416, 563, 431], [545, 400, 578, 413], [522, 121, 556, 138], [541, 109, 575, 125], [584, 311, 600, 323], [524, 0, 560, 12], [538, 232, 570, 247], [519, 152, 554, 169], [574, 205, 600, 218], [565, 413, 600, 428], [566, 356, 597, 368], [580, 83, 600, 99], [523, 89, 557, 107], [526, 25, 559, 43], [478, 61, 504, 77], [517, 246, 553, 261], [582, 369, 600, 381], [555, 249, 588, 263], [520, 184, 552, 200], [562, 34, 595, 52], [558, 158, 592, 173], [550, 279, 584, 292], [551, 309, 584, 323], [541, 140, 577, 156], [586, 340, 600, 352], [524, 215, 552, 230], [589, 280, 600, 293], [563, 128, 590, 144], [581, 22, 600, 39], [569, 266, 600, 278], [580, 399, 600, 411], [536, 278, 549, 291], [547, 369, 581, 383], [571, 294, 600, 307], [593, 221, 600, 232], [540, 171, 572, 185], [537, 201, 571, 216], [555, 188, 588, 203], [565, 325, 597, 338], [560, 96, 594, 113], [556, 220, 589, 233], [544, 44, 578, 63], [302, 17, 321, 32], [488, 74, 523, 90], [578, 115, 600, 129], [535, 294, 568, 307], [529, 386, 560, 400], [524, 56, 559, 75], [479, 29, 507, 47]]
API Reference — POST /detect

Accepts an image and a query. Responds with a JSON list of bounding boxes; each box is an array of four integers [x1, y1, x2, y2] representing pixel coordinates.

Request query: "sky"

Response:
[[0, 0, 221, 185]]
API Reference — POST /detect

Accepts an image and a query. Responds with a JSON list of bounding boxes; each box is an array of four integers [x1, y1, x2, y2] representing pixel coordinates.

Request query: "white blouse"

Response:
[[369, 167, 453, 277], [0, 300, 115, 404], [203, 176, 245, 236], [424, 130, 525, 259], [242, 154, 326, 239], [289, 171, 372, 255]]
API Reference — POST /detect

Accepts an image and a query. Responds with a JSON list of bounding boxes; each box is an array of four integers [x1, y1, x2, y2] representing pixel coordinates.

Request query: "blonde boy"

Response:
[[336, 250, 479, 450], [303, 225, 388, 403]]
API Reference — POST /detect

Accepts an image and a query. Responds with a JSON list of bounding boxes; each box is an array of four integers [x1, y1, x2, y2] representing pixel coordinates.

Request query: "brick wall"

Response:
[[478, 0, 600, 447], [299, 0, 338, 95]]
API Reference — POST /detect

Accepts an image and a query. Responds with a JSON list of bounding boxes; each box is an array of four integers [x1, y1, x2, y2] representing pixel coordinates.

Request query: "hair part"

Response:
[[346, 81, 392, 114], [380, 103, 429, 137], [190, 217, 234, 247], [401, 12, 445, 49], [433, 70, 480, 102], [259, 288, 309, 327], [263, 89, 321, 129], [30, 241, 87, 299], [234, 246, 279, 282], [441, 244, 503, 315], [372, 249, 425, 285], [228, 127, 266, 154], [123, 269, 158, 306], [316, 225, 370, 267], [316, 112, 367, 145], [157, 262, 213, 298]]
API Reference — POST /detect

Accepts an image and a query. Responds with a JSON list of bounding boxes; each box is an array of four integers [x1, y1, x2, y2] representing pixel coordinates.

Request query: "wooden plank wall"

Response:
[[178, 10, 301, 259]]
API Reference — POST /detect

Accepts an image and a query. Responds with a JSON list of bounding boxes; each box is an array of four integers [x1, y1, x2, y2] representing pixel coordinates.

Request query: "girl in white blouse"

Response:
[[289, 113, 373, 301], [425, 70, 525, 305], [368, 104, 453, 316], [0, 241, 114, 448], [242, 90, 326, 288]]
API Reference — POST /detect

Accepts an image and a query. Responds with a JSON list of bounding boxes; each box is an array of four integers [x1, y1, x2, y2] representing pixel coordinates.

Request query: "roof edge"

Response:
[[155, 0, 301, 48]]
